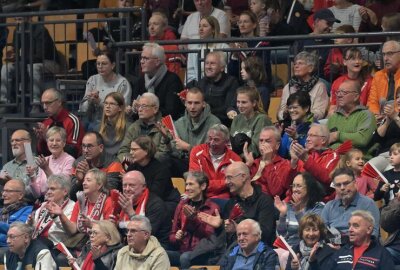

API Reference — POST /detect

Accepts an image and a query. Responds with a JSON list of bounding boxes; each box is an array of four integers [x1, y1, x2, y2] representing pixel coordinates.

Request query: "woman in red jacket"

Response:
[[168, 171, 220, 268]]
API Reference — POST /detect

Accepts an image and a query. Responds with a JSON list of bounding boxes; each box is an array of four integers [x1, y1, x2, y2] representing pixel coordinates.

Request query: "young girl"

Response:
[[240, 56, 271, 112], [338, 148, 378, 198], [249, 0, 270, 37], [374, 143, 400, 206], [230, 86, 271, 157]]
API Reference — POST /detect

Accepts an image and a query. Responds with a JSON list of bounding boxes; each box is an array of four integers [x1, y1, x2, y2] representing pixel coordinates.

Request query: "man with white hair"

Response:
[[196, 51, 239, 126], [326, 210, 394, 269], [114, 216, 170, 269], [218, 219, 279, 270], [132, 42, 184, 120]]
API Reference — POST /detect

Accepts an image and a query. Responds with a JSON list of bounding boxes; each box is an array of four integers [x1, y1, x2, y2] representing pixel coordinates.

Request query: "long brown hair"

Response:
[[236, 86, 265, 114], [99, 92, 126, 142]]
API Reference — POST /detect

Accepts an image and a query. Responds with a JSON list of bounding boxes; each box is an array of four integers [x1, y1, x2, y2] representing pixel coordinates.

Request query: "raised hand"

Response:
[[291, 141, 308, 161], [46, 201, 63, 216], [35, 155, 49, 170], [76, 159, 90, 182], [118, 193, 134, 217], [259, 143, 273, 162], [309, 242, 320, 262], [182, 205, 196, 218], [175, 229, 184, 240], [243, 142, 254, 166], [274, 195, 288, 216], [197, 208, 222, 228]]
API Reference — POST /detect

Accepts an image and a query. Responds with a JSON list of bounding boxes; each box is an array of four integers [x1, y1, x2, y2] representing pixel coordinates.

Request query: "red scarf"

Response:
[[81, 251, 94, 270]]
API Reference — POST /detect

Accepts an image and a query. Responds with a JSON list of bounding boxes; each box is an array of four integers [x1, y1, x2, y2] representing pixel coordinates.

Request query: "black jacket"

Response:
[[286, 242, 336, 270], [6, 239, 52, 270]]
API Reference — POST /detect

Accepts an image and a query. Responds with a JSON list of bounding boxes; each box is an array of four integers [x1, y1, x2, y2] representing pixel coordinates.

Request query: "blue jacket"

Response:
[[0, 205, 33, 247], [219, 241, 279, 270], [327, 237, 395, 269]]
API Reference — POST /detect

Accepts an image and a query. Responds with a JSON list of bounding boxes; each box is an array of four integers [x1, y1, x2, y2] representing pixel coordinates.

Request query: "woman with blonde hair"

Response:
[[96, 92, 128, 156], [230, 86, 271, 156]]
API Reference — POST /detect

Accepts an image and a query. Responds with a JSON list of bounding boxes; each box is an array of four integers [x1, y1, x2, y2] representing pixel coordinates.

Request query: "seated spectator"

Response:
[[180, 0, 230, 40], [35, 88, 84, 158], [0, 180, 33, 258], [168, 171, 219, 268], [249, 0, 272, 37], [69, 220, 123, 270], [329, 0, 362, 31], [328, 79, 376, 155], [6, 222, 56, 269], [93, 92, 128, 157], [0, 13, 60, 114], [321, 168, 380, 239], [230, 86, 272, 157], [274, 172, 325, 247], [328, 47, 373, 116], [70, 132, 123, 201], [148, 11, 182, 75], [132, 42, 184, 120], [198, 162, 276, 246], [27, 127, 75, 198], [240, 56, 271, 112], [325, 210, 394, 269], [278, 51, 329, 121], [219, 219, 279, 270], [290, 124, 342, 200], [80, 49, 132, 129], [338, 148, 378, 199], [380, 192, 400, 265], [189, 124, 241, 199], [368, 90, 400, 171], [118, 93, 171, 163], [196, 51, 240, 127], [278, 91, 315, 159], [171, 87, 221, 177], [367, 40, 400, 120], [186, 16, 230, 85], [228, 11, 271, 87], [244, 126, 297, 198], [50, 169, 114, 243], [114, 216, 170, 269], [381, 13, 400, 41], [125, 136, 179, 215], [118, 171, 172, 249], [286, 214, 336, 270], [374, 143, 400, 206]]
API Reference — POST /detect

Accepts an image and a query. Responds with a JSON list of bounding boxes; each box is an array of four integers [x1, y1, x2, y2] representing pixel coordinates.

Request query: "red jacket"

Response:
[[169, 198, 219, 252], [189, 144, 241, 199], [37, 108, 85, 158], [249, 155, 297, 197]]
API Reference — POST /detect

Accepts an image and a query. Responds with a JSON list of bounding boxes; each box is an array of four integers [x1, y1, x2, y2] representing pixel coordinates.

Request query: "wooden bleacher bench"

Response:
[[172, 177, 186, 194]]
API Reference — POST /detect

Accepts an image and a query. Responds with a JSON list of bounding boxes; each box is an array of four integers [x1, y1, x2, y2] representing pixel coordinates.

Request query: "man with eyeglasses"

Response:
[[35, 88, 84, 158], [368, 40, 400, 120], [321, 168, 380, 243], [114, 215, 170, 270], [0, 179, 33, 259], [131, 42, 184, 120], [70, 131, 123, 201], [327, 79, 376, 156]]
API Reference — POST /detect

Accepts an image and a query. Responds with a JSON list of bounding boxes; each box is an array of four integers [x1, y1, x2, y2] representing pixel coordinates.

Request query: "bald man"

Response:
[[0, 179, 33, 257], [118, 171, 171, 249]]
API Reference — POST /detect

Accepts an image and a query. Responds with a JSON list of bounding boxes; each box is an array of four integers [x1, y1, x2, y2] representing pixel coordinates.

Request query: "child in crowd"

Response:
[[249, 0, 271, 37], [374, 143, 400, 206], [338, 148, 378, 198]]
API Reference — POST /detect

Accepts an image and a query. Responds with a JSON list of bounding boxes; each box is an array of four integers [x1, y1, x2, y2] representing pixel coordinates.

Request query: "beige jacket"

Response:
[[114, 236, 170, 270]]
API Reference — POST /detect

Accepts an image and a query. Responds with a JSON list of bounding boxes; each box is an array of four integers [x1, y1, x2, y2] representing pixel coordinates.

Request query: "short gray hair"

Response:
[[141, 92, 160, 109], [294, 51, 318, 73], [260, 126, 281, 143], [239, 219, 262, 239], [351, 210, 375, 227], [47, 174, 71, 194], [143, 42, 165, 63], [46, 126, 67, 143], [208, 123, 230, 142], [86, 168, 108, 194], [9, 222, 33, 238], [130, 216, 152, 233], [206, 51, 227, 67], [310, 123, 329, 143]]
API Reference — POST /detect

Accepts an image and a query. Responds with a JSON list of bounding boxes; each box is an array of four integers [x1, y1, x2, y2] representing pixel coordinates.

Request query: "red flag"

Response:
[[229, 203, 244, 221], [361, 162, 389, 184], [55, 242, 81, 270], [110, 189, 122, 217], [161, 115, 178, 139], [335, 140, 352, 155], [178, 88, 189, 101], [273, 235, 298, 261], [273, 236, 287, 250]]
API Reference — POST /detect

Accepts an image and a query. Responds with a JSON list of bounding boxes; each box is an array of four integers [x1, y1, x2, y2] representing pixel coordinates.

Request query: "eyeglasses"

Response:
[[225, 172, 244, 182], [140, 56, 158, 62], [382, 51, 400, 57], [104, 102, 119, 107], [7, 233, 26, 240], [82, 144, 97, 150], [90, 230, 101, 236], [137, 104, 155, 110], [10, 138, 29, 144], [41, 99, 58, 106], [47, 187, 63, 192], [336, 89, 357, 96], [2, 189, 23, 194], [307, 134, 325, 139], [126, 229, 147, 235], [333, 180, 354, 188]]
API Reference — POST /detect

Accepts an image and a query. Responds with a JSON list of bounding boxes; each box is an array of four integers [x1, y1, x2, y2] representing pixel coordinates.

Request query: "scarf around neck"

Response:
[[289, 74, 319, 93], [299, 240, 324, 270], [0, 201, 27, 222], [144, 64, 168, 93]]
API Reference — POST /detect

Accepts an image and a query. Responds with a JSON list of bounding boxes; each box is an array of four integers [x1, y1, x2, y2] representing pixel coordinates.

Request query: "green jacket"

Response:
[[230, 112, 272, 156], [172, 104, 220, 159]]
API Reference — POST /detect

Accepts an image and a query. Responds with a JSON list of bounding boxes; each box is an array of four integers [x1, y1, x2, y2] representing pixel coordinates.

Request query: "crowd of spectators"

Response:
[[0, 0, 400, 269]]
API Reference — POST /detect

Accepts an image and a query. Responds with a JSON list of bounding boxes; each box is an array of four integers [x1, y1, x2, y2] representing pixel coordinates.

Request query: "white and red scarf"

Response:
[[77, 192, 107, 233]]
